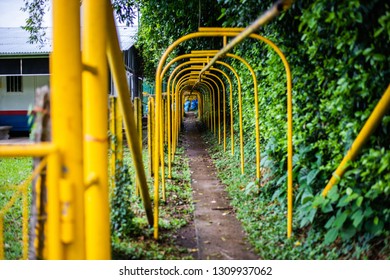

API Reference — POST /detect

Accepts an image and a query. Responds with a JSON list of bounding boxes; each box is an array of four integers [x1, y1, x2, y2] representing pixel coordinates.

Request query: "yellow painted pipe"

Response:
[[116, 98, 124, 165], [51, 0, 84, 259], [227, 54, 260, 179], [106, 3, 154, 228], [0, 143, 56, 157], [109, 97, 117, 186], [82, 0, 110, 260], [322, 84, 390, 196], [134, 97, 142, 196], [148, 97, 154, 177], [46, 150, 61, 259]]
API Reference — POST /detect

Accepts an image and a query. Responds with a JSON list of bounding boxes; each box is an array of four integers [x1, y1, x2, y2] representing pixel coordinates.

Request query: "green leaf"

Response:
[[340, 225, 356, 240], [333, 211, 348, 229], [351, 209, 364, 228], [327, 185, 340, 202], [372, 54, 385, 61], [356, 196, 363, 207], [324, 228, 339, 244], [301, 190, 314, 205], [312, 195, 327, 208], [307, 169, 319, 185], [321, 202, 333, 213], [325, 216, 335, 229], [337, 195, 350, 207]]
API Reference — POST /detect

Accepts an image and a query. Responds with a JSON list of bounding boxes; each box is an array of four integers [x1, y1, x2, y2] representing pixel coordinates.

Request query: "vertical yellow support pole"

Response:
[[82, 0, 110, 259], [22, 186, 29, 259], [238, 77, 244, 174], [148, 97, 154, 177], [115, 97, 123, 166], [134, 97, 142, 196], [167, 93, 172, 178], [218, 83, 221, 144], [210, 90, 214, 133], [46, 150, 61, 259], [284, 53, 293, 239], [109, 96, 117, 183], [51, 0, 84, 259], [160, 99, 166, 202], [134, 97, 143, 150], [213, 90, 216, 136], [223, 80, 227, 152]]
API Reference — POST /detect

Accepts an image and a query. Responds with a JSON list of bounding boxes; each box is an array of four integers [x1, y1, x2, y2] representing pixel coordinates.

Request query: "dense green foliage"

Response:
[[111, 147, 194, 259], [136, 0, 222, 79], [137, 0, 389, 258]]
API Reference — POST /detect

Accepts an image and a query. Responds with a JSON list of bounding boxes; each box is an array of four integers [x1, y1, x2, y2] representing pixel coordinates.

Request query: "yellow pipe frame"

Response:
[[82, 0, 110, 259], [51, 0, 84, 259], [155, 23, 293, 238], [0, 143, 56, 157], [134, 97, 142, 196], [322, 84, 390, 196], [148, 97, 155, 177]]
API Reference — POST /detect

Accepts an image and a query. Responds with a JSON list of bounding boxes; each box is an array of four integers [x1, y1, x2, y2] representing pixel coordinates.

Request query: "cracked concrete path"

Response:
[[182, 113, 258, 260]]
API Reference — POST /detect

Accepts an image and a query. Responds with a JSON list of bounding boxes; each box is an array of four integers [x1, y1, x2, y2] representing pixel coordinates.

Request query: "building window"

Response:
[[6, 76, 22, 92]]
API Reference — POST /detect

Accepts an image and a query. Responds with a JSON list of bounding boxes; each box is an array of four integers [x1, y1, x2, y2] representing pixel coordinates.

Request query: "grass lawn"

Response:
[[0, 157, 32, 259]]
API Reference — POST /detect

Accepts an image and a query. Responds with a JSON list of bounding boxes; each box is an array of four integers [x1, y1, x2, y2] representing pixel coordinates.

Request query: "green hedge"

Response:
[[218, 0, 389, 256], [137, 0, 390, 258]]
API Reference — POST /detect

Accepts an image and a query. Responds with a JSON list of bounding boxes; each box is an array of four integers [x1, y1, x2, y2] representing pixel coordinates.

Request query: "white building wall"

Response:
[[0, 75, 49, 111]]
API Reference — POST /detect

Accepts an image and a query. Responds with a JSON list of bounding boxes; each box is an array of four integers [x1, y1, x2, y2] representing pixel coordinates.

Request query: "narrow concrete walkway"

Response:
[[182, 113, 258, 260]]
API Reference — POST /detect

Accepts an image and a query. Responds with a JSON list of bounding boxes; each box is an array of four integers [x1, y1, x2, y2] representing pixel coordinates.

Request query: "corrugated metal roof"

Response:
[[0, 27, 51, 55], [0, 26, 137, 55]]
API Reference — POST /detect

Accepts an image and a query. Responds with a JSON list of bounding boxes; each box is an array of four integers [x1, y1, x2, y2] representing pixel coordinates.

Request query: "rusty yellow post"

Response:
[[322, 84, 390, 196], [51, 0, 84, 259], [82, 0, 110, 259]]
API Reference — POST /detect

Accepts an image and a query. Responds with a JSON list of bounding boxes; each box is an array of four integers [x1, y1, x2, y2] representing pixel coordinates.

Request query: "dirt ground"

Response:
[[176, 112, 258, 260]]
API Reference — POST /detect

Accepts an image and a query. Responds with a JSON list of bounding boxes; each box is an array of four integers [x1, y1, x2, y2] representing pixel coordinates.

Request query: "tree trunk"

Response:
[[28, 86, 51, 260]]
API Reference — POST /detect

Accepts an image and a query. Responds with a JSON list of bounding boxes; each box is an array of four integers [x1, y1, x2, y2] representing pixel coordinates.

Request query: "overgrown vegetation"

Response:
[[110, 146, 194, 260], [137, 0, 389, 258], [0, 157, 32, 259]]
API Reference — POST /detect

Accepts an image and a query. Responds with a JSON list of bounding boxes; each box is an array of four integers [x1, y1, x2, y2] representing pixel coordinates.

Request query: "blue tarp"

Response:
[[184, 100, 191, 112], [190, 99, 198, 110]]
